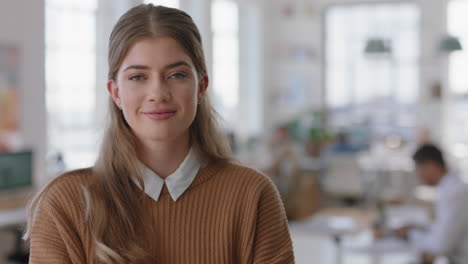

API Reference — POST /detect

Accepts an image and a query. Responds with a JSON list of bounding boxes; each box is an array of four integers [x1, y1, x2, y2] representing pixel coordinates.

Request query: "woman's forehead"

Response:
[[120, 36, 195, 71]]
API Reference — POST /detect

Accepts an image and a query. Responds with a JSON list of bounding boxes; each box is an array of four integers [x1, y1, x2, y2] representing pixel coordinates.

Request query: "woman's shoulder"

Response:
[[37, 168, 93, 211], [28, 169, 93, 246], [216, 162, 275, 191], [212, 163, 284, 210], [45, 168, 92, 192]]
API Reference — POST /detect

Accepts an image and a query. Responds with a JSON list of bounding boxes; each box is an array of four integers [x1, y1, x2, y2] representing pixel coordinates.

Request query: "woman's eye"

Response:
[[129, 75, 145, 81], [169, 72, 187, 79]]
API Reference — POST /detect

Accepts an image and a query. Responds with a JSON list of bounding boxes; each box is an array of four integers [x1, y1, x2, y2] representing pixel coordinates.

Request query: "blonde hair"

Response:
[[26, 4, 233, 263]]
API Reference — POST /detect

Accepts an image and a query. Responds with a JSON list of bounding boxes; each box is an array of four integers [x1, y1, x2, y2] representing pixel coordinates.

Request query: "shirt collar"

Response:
[[136, 148, 201, 202]]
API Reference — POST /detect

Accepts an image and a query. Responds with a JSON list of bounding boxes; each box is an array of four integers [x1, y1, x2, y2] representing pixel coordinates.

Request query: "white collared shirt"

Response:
[[409, 173, 468, 263], [135, 148, 201, 202]]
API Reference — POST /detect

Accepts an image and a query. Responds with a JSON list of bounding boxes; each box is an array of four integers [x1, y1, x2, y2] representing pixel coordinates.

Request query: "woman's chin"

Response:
[[140, 131, 187, 143]]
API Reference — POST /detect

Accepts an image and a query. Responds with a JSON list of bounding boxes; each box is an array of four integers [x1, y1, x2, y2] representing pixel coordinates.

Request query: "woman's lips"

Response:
[[143, 111, 176, 120]]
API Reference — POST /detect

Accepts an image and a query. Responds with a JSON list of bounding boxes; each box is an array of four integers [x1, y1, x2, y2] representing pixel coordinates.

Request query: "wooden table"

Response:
[[0, 195, 29, 226]]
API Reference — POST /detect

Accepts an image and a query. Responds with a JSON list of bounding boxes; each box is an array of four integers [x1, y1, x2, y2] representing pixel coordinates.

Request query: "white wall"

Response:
[[0, 0, 47, 187]]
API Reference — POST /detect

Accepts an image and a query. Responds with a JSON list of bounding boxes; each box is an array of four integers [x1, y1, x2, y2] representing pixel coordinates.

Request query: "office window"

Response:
[[46, 0, 98, 170], [448, 0, 468, 94], [211, 0, 239, 128], [144, 0, 179, 8], [445, 0, 468, 161], [325, 3, 420, 139]]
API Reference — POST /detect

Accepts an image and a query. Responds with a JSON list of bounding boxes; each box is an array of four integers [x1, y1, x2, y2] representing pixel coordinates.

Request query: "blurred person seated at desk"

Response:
[[264, 125, 298, 195], [394, 144, 468, 264], [330, 131, 359, 153]]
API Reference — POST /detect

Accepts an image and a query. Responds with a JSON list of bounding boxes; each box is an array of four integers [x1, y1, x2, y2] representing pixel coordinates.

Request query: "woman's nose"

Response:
[[147, 79, 171, 102]]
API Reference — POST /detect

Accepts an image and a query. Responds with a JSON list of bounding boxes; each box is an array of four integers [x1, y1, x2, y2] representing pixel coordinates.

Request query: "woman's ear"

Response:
[[107, 79, 121, 109], [198, 75, 209, 100]]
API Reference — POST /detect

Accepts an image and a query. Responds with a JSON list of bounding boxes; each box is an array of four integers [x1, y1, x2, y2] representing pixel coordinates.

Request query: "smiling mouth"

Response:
[[143, 111, 176, 120]]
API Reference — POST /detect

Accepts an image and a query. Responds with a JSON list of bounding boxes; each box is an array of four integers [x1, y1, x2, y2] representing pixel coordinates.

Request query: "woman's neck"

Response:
[[138, 134, 190, 179]]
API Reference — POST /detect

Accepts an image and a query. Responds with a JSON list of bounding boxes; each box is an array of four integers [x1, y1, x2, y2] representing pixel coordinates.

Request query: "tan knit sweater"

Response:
[[29, 163, 295, 263]]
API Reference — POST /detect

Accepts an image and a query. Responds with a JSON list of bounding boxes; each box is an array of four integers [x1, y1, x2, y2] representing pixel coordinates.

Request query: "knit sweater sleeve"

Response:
[[29, 176, 88, 264], [251, 176, 295, 264]]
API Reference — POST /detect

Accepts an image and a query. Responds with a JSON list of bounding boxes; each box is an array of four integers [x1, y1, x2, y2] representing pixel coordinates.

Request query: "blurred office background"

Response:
[[1, 0, 468, 263]]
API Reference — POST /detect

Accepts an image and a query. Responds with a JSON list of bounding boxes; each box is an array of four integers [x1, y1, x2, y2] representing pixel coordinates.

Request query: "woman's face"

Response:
[[108, 36, 207, 144]]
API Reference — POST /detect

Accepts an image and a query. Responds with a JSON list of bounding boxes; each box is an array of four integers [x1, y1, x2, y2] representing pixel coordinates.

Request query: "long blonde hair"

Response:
[[26, 4, 233, 263]]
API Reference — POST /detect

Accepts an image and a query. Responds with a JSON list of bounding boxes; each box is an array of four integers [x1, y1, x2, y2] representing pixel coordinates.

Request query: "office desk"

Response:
[[292, 208, 376, 264], [0, 208, 26, 228], [345, 204, 432, 264], [295, 208, 376, 235]]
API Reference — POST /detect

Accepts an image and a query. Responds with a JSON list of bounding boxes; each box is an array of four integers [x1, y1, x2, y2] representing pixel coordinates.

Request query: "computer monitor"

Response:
[[0, 151, 33, 192]]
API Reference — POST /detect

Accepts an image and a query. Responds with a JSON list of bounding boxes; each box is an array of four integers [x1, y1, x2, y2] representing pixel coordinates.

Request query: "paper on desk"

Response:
[[346, 237, 416, 255], [295, 215, 359, 236], [385, 205, 431, 229]]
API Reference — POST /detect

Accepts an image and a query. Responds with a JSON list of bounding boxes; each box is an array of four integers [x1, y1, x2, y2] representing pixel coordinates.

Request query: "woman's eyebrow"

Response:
[[123, 65, 150, 72], [163, 61, 191, 70], [122, 61, 191, 72]]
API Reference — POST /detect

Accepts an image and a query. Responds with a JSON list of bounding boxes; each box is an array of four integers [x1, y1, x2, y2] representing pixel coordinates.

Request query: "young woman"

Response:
[[26, 4, 294, 263]]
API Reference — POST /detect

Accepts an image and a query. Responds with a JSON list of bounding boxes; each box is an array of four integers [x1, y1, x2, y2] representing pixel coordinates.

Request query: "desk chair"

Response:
[[0, 206, 29, 264], [8, 228, 29, 263]]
